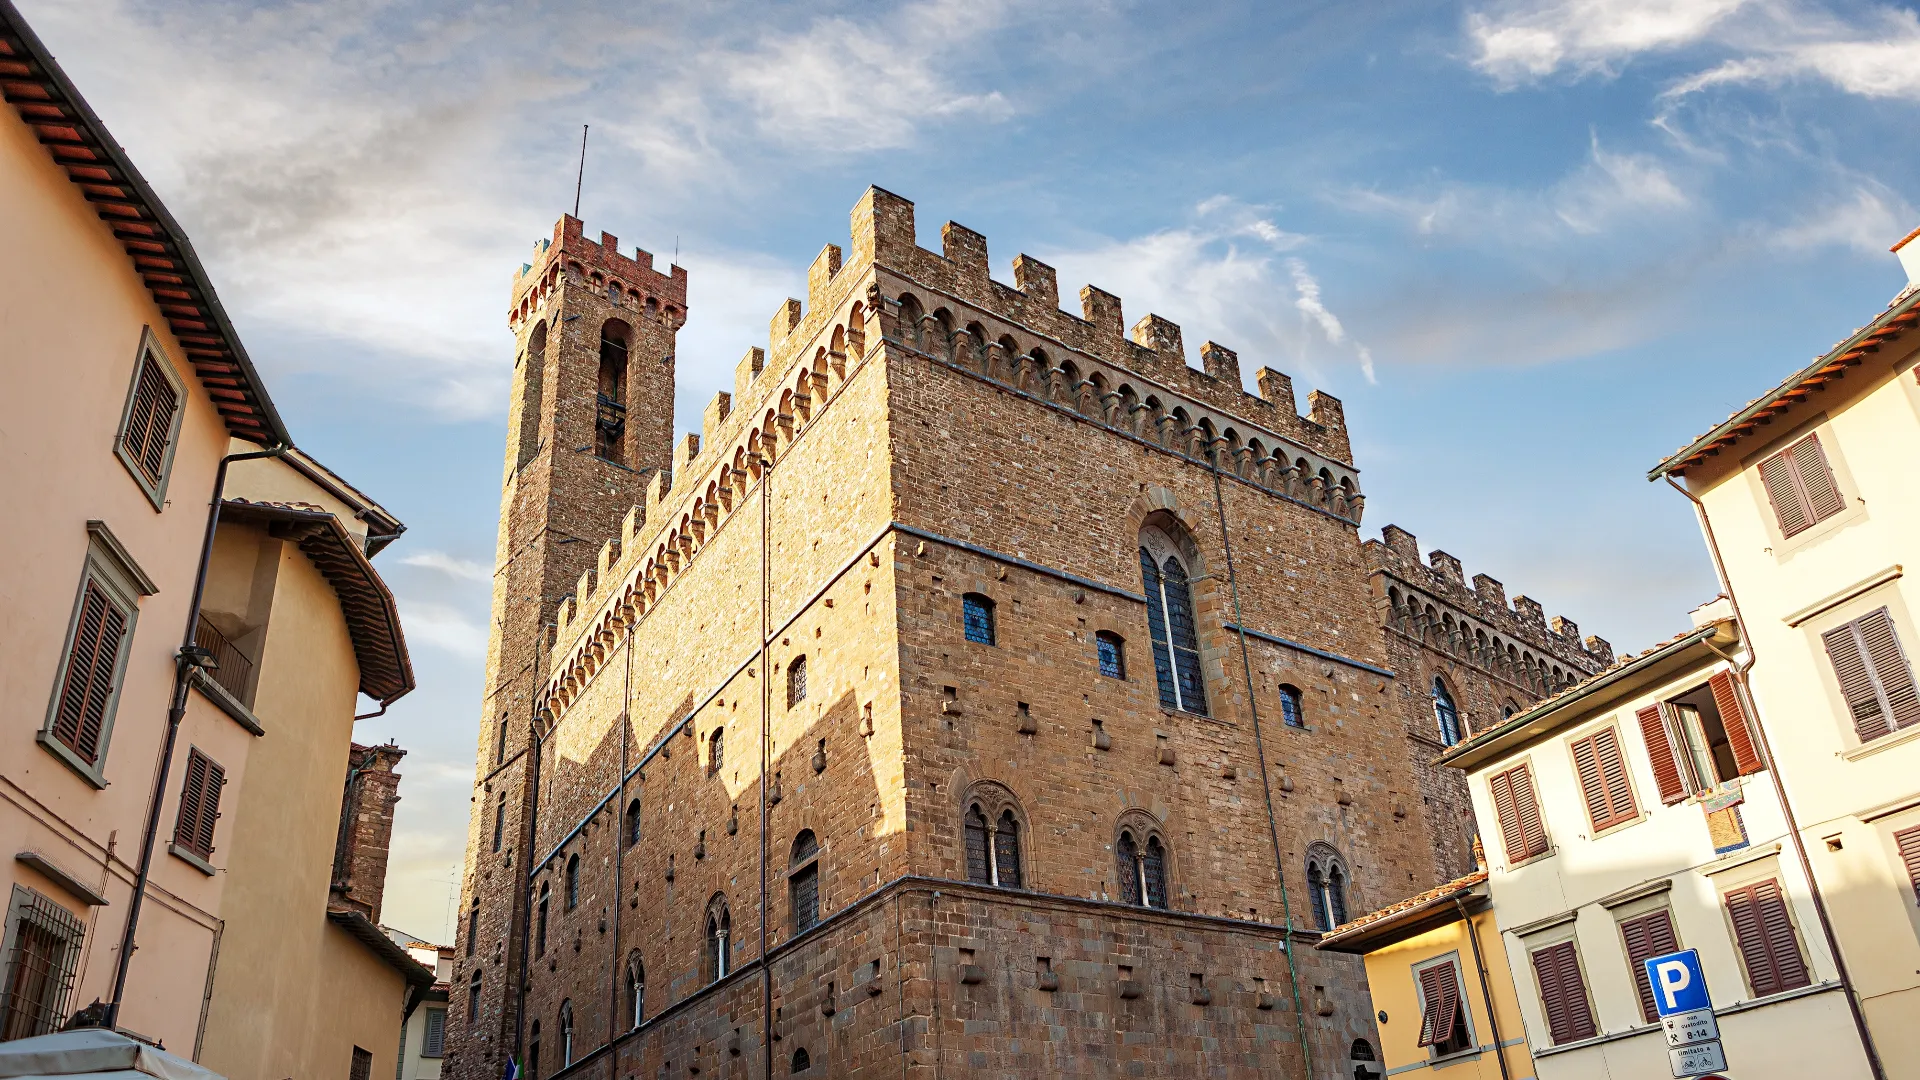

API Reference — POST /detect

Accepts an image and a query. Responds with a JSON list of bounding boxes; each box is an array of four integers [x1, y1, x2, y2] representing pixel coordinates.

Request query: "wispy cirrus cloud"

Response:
[[400, 550, 492, 583]]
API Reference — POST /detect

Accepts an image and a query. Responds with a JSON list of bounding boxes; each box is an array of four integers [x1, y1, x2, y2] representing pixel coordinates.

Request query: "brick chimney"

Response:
[[331, 742, 406, 924]]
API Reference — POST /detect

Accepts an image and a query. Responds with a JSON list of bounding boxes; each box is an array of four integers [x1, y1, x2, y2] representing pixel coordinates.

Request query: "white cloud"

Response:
[[401, 551, 493, 583], [1287, 259, 1377, 383], [1469, 0, 1751, 83], [396, 599, 488, 658], [1663, 7, 1920, 100], [1767, 185, 1916, 254]]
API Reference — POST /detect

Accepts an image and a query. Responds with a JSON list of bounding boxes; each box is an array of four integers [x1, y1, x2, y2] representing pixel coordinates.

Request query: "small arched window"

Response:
[[1140, 526, 1206, 715], [496, 716, 508, 765], [466, 897, 479, 957], [963, 594, 996, 645], [1306, 843, 1350, 931], [706, 895, 731, 982], [1350, 1038, 1376, 1062], [536, 882, 550, 956], [1502, 701, 1519, 720], [528, 1021, 541, 1080], [558, 1000, 574, 1067], [492, 790, 506, 852], [1117, 823, 1169, 909], [626, 953, 644, 1029], [790, 830, 820, 935], [467, 970, 482, 1025], [625, 798, 642, 848], [1279, 684, 1305, 728], [1096, 631, 1125, 679], [791, 1048, 812, 1073], [709, 728, 725, 776], [1432, 677, 1462, 746], [565, 853, 580, 910], [788, 655, 808, 707]]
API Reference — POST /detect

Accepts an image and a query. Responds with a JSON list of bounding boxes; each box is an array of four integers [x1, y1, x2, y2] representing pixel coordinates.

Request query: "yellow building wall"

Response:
[[1359, 908, 1534, 1080], [195, 515, 406, 1078], [0, 72, 243, 1049]]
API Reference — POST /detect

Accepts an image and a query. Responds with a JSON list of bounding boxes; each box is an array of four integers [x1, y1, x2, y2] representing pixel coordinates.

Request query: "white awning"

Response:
[[0, 1030, 225, 1080]]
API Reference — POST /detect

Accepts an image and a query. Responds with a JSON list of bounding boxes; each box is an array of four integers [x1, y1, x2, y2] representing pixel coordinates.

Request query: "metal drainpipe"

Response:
[[610, 628, 632, 1068], [1454, 896, 1511, 1080], [758, 453, 774, 1080], [1205, 442, 1314, 1079], [106, 442, 287, 1028], [1663, 474, 1886, 1080], [516, 706, 548, 1072]]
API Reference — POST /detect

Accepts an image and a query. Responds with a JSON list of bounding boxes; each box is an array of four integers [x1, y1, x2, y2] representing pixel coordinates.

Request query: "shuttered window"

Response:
[[1636, 704, 1689, 804], [1530, 940, 1597, 1044], [171, 748, 225, 860], [1821, 608, 1920, 743], [118, 350, 182, 492], [1724, 879, 1810, 998], [1415, 962, 1465, 1048], [422, 1007, 446, 1057], [1488, 764, 1549, 863], [1709, 672, 1765, 775], [1570, 727, 1637, 832], [50, 579, 131, 768], [1758, 433, 1845, 538], [1619, 909, 1680, 1022], [1894, 826, 1920, 905]]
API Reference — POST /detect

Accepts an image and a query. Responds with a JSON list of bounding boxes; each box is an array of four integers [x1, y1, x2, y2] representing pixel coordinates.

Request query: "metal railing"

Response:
[[195, 615, 255, 704]]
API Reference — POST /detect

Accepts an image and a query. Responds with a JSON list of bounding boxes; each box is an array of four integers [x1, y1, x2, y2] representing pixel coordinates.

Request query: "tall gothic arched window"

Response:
[[961, 786, 1026, 889], [1432, 677, 1462, 746], [709, 728, 725, 776], [1116, 821, 1170, 909], [625, 798, 642, 848], [467, 970, 481, 1026], [994, 810, 1023, 889], [625, 953, 644, 1029], [790, 830, 820, 935], [964, 806, 991, 885], [705, 895, 731, 982], [466, 897, 479, 957], [558, 999, 574, 1067], [536, 881, 550, 956], [565, 853, 580, 910], [596, 320, 629, 463], [528, 1021, 541, 1080], [1140, 525, 1206, 715], [1306, 843, 1350, 930]]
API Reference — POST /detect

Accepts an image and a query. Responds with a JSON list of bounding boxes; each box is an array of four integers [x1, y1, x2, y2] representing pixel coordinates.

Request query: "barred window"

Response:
[[114, 336, 185, 505], [963, 594, 996, 646], [790, 831, 820, 935], [536, 882, 550, 957], [0, 887, 84, 1041], [466, 898, 479, 958], [787, 655, 808, 707], [349, 1046, 372, 1080], [1096, 631, 1125, 679]]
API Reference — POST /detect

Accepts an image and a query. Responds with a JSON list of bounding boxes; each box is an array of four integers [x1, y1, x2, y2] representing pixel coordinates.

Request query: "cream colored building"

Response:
[[1648, 231, 1920, 1078], [0, 1, 429, 1071], [387, 929, 451, 1080], [1436, 614, 1872, 1079]]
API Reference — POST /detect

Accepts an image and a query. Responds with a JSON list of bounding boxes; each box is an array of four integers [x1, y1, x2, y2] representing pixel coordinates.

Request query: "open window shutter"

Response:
[[1510, 765, 1548, 859], [124, 355, 180, 487], [1709, 672, 1764, 775], [1894, 825, 1920, 904], [1620, 909, 1678, 1022], [1416, 963, 1463, 1048], [1857, 609, 1920, 732], [1824, 621, 1893, 743], [1759, 450, 1812, 537], [174, 752, 208, 853], [1637, 704, 1687, 804], [195, 755, 225, 857], [1789, 434, 1846, 524], [1532, 942, 1595, 1044], [1571, 735, 1610, 831], [1489, 771, 1523, 864], [53, 580, 128, 766]]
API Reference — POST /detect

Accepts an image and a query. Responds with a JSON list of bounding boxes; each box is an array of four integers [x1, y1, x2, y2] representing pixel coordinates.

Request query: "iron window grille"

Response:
[[0, 887, 84, 1041]]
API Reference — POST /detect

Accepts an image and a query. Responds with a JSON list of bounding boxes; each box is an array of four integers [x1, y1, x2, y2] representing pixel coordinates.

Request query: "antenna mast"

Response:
[[573, 124, 588, 218]]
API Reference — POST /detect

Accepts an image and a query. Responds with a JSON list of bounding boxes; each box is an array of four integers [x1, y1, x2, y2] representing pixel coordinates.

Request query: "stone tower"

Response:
[[455, 216, 686, 1073]]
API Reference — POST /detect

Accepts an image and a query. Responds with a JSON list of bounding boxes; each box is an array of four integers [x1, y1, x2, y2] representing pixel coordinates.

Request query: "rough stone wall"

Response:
[[1363, 527, 1612, 879], [331, 741, 405, 923], [450, 187, 1592, 1080]]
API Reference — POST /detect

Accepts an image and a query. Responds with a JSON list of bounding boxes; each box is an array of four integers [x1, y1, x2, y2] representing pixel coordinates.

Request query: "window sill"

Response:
[[36, 731, 108, 789], [1500, 847, 1557, 874], [169, 843, 216, 876], [1589, 811, 1650, 840], [1841, 721, 1920, 762], [188, 669, 265, 737]]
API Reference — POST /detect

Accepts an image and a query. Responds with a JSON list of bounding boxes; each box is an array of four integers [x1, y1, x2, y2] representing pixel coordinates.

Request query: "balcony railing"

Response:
[[195, 615, 255, 704]]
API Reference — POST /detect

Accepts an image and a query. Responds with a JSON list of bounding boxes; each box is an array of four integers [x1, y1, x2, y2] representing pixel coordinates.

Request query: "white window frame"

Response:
[[1411, 951, 1477, 1060]]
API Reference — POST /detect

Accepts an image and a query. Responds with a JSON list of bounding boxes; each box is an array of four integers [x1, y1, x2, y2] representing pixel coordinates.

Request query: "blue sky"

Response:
[[24, 0, 1920, 940]]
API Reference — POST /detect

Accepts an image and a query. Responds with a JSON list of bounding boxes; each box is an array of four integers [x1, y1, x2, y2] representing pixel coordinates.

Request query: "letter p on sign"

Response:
[[1644, 949, 1711, 1017]]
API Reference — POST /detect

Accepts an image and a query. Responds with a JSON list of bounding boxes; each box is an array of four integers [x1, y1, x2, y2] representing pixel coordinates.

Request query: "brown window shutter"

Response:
[[123, 354, 180, 487], [1825, 621, 1891, 742], [1512, 764, 1549, 858], [1574, 729, 1637, 831], [1636, 704, 1687, 804], [52, 579, 129, 766], [174, 749, 225, 859], [1531, 941, 1596, 1043], [1594, 728, 1637, 824], [1709, 672, 1763, 775], [1571, 734, 1609, 830], [1726, 879, 1809, 998], [1620, 909, 1679, 1022], [1789, 434, 1846, 524], [1416, 963, 1463, 1047], [1489, 770, 1523, 863], [1894, 825, 1920, 904], [1759, 449, 1812, 537], [1858, 609, 1920, 732]]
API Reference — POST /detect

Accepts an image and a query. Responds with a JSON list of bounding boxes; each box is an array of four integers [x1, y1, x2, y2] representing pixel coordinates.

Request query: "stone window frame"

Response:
[[1431, 675, 1463, 747], [705, 893, 732, 983], [959, 780, 1028, 890], [564, 853, 580, 911], [787, 654, 808, 708], [789, 829, 822, 936], [1278, 683, 1306, 729], [1304, 841, 1351, 931], [1139, 519, 1210, 718], [625, 951, 644, 1029], [39, 522, 155, 789], [1114, 809, 1173, 910], [1096, 630, 1126, 680], [112, 327, 188, 511], [962, 593, 996, 646]]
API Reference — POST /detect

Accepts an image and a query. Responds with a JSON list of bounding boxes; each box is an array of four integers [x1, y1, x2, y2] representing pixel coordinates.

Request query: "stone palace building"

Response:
[[445, 188, 1612, 1079]]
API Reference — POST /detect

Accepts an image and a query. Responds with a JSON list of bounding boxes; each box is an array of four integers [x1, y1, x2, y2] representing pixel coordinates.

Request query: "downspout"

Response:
[[1455, 897, 1511, 1080], [1663, 474, 1886, 1080], [516, 706, 548, 1070], [757, 454, 774, 1080], [609, 628, 633, 1066], [107, 442, 287, 1028], [1206, 443, 1314, 1079]]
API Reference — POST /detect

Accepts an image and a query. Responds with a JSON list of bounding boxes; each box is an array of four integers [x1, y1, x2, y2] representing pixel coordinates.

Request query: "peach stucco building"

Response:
[[1, 1, 429, 1072]]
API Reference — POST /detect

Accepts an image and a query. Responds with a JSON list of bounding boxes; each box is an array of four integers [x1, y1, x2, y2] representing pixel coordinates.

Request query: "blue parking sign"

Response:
[[1645, 949, 1711, 1017]]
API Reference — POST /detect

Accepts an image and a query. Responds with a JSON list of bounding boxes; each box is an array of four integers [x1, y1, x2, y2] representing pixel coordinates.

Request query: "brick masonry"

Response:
[[445, 188, 1607, 1080], [332, 741, 405, 924]]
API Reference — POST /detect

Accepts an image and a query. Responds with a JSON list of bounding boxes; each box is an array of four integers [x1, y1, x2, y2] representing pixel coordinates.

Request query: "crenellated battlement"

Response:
[[509, 214, 689, 329], [1365, 524, 1613, 693]]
